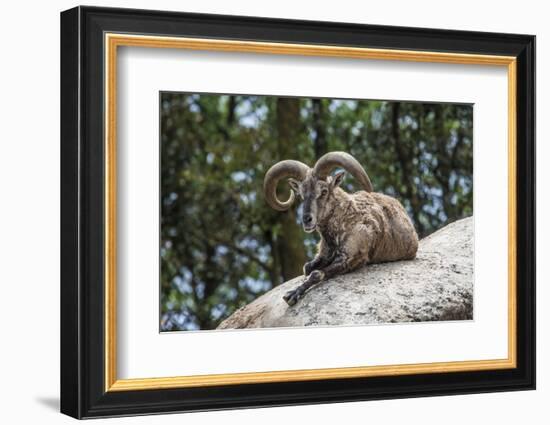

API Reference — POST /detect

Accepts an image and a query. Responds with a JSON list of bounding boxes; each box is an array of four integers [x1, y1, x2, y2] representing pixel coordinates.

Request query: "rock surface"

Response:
[[217, 217, 473, 329]]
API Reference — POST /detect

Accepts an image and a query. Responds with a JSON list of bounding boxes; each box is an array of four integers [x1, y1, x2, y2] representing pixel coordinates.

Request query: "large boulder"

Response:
[[218, 217, 473, 329]]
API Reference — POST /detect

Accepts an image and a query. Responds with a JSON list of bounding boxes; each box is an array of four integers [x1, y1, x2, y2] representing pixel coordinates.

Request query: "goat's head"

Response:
[[263, 152, 373, 233]]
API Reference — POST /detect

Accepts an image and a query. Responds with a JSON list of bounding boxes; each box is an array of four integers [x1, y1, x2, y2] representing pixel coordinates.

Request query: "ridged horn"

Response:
[[263, 160, 310, 211], [313, 151, 373, 192]]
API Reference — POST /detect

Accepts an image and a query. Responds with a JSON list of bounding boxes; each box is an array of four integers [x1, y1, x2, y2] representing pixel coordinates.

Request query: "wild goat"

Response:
[[264, 151, 418, 306]]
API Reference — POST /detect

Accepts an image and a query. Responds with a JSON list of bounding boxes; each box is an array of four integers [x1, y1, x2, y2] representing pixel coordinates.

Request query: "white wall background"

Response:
[[0, 0, 545, 423]]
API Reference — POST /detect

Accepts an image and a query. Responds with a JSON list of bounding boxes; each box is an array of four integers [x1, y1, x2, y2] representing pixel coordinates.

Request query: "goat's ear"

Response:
[[288, 178, 301, 195], [330, 171, 346, 188]]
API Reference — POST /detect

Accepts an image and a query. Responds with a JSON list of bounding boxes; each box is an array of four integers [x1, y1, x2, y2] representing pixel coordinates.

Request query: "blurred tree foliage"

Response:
[[160, 93, 473, 331]]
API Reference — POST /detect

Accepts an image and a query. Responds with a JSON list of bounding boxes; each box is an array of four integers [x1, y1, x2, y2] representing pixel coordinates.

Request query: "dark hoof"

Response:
[[283, 289, 300, 306]]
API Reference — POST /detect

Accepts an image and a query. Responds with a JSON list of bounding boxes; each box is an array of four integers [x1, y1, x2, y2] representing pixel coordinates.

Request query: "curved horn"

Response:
[[263, 160, 310, 211], [313, 151, 373, 192]]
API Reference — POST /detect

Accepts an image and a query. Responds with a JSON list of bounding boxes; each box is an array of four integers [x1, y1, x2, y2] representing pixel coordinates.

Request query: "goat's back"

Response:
[[351, 191, 419, 262]]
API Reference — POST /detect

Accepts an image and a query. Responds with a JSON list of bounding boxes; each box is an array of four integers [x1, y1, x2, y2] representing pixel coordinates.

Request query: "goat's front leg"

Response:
[[283, 253, 354, 306], [303, 254, 333, 276], [303, 238, 333, 275], [283, 225, 372, 306]]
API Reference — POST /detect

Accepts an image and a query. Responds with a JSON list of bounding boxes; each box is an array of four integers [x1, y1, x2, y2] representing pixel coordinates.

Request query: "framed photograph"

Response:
[[60, 6, 535, 419]]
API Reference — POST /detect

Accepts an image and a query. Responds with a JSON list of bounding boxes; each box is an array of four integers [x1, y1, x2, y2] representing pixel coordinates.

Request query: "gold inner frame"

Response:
[[104, 33, 517, 392]]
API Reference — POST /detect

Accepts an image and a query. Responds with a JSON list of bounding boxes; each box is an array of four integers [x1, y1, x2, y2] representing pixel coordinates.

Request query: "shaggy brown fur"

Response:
[[316, 187, 418, 265]]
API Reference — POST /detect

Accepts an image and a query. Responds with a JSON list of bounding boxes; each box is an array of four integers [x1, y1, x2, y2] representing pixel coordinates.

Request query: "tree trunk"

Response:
[[274, 98, 308, 281], [433, 106, 454, 223], [312, 99, 328, 157], [392, 103, 424, 236]]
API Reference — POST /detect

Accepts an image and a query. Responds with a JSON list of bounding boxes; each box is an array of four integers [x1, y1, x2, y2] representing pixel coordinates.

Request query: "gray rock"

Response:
[[217, 217, 473, 329]]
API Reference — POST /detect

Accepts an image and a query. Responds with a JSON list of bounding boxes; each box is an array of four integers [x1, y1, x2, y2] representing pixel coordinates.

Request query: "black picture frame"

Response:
[[61, 5, 535, 419]]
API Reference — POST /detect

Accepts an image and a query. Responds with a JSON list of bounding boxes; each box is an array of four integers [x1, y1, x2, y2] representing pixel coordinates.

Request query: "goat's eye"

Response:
[[320, 189, 328, 197]]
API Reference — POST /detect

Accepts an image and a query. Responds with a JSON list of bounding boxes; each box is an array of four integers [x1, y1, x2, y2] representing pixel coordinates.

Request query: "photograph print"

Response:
[[160, 92, 473, 332]]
